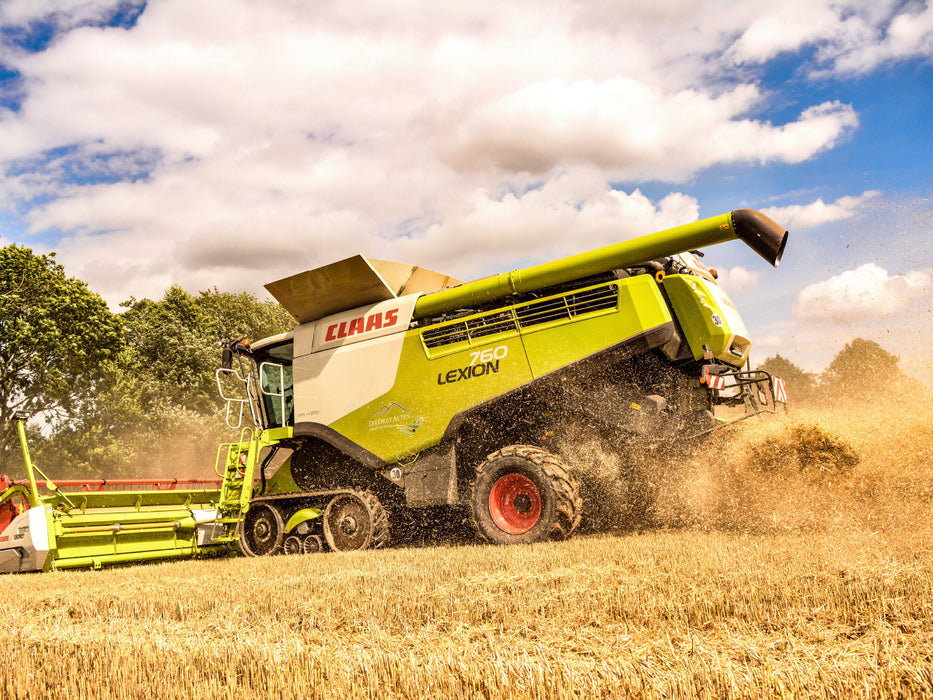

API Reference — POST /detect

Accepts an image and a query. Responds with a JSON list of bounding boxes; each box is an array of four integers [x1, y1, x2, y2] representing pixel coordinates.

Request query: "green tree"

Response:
[[0, 245, 125, 470], [821, 338, 903, 399], [196, 287, 295, 345], [758, 354, 818, 404], [121, 286, 220, 413], [55, 286, 296, 478], [120, 286, 294, 414]]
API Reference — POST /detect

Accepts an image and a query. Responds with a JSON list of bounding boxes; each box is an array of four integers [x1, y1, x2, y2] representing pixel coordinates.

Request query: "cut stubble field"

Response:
[[3, 399, 932, 699]]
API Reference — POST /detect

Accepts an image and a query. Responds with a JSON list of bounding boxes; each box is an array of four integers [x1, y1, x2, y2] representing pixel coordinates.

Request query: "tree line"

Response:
[[0, 244, 293, 478], [758, 338, 905, 405]]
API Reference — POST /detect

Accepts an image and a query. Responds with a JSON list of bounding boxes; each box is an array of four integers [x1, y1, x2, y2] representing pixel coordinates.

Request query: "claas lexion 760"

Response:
[[1, 209, 788, 573]]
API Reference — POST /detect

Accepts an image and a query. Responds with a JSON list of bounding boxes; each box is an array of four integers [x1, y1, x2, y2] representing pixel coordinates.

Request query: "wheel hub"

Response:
[[339, 514, 359, 536], [488, 472, 542, 535], [513, 493, 532, 513]]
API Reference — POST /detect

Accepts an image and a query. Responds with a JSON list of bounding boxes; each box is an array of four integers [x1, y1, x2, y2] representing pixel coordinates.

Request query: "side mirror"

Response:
[[221, 336, 247, 369]]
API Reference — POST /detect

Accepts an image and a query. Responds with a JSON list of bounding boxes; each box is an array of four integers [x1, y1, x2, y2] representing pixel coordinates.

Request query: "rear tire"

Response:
[[470, 445, 582, 545]]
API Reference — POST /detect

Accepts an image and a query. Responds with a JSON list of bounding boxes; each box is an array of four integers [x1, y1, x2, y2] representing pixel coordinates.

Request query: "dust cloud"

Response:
[[562, 395, 933, 538]]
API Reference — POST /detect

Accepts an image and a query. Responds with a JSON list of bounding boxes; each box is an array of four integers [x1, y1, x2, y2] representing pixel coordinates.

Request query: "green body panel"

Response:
[[330, 333, 532, 462], [327, 277, 672, 463], [264, 459, 301, 494], [520, 276, 670, 377], [284, 507, 322, 534], [661, 274, 745, 363]]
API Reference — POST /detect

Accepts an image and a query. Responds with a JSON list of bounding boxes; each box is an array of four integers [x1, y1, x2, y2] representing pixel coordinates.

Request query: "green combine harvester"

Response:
[[1, 209, 788, 572]]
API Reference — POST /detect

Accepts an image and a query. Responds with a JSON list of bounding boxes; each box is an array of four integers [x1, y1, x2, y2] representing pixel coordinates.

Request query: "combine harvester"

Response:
[[1, 209, 788, 573]]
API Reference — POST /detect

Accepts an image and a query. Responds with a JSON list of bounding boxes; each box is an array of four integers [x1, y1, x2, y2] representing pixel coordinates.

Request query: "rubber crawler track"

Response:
[[356, 489, 390, 550], [245, 489, 390, 554], [471, 445, 583, 543]]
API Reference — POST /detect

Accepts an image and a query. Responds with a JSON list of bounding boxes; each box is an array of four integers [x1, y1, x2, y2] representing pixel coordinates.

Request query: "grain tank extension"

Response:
[[217, 208, 789, 552]]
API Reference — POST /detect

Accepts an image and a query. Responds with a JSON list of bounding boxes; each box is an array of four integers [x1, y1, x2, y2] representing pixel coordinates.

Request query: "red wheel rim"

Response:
[[488, 472, 542, 534]]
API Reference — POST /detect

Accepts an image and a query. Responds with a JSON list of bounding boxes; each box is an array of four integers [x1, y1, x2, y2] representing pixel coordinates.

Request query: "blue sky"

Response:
[[0, 0, 931, 382]]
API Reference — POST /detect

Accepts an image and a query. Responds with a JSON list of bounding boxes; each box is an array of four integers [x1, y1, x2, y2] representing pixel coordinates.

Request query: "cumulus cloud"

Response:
[[439, 81, 857, 180], [388, 172, 700, 278], [715, 266, 761, 296], [0, 1, 927, 303], [762, 191, 880, 230], [793, 263, 932, 323], [727, 1, 933, 75], [0, 0, 129, 35], [727, 3, 841, 64], [817, 1, 933, 76]]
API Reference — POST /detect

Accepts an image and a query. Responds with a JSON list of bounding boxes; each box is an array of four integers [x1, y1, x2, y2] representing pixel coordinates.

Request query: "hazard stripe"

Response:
[[773, 377, 787, 403], [708, 375, 726, 390]]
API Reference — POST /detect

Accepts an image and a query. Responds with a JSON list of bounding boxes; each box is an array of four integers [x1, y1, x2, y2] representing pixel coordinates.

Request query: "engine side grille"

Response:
[[515, 284, 618, 329], [421, 281, 620, 352]]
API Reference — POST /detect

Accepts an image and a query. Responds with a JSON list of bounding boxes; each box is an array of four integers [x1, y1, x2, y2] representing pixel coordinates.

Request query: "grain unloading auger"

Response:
[[0, 209, 789, 572]]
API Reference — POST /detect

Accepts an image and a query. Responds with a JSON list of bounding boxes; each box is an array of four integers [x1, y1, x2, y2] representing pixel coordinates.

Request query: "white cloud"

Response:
[[726, 1, 933, 75], [0, 0, 926, 304], [793, 263, 932, 323], [761, 191, 880, 230], [438, 81, 857, 180], [728, 2, 841, 64], [817, 2, 933, 76], [0, 0, 126, 33], [388, 172, 701, 279], [715, 266, 760, 296]]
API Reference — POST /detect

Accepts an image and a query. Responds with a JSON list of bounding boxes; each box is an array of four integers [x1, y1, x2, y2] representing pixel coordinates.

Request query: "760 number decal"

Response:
[[438, 345, 509, 386]]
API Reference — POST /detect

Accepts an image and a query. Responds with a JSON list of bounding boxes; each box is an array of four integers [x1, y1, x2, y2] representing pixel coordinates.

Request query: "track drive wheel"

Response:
[[470, 445, 582, 545], [239, 503, 285, 557], [322, 490, 389, 552]]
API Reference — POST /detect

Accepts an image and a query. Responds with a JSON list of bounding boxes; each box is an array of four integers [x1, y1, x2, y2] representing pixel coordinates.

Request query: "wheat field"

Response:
[[3, 399, 932, 699]]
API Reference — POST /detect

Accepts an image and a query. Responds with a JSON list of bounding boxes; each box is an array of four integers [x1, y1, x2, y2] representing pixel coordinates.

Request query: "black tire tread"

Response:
[[470, 445, 583, 544], [324, 489, 390, 551]]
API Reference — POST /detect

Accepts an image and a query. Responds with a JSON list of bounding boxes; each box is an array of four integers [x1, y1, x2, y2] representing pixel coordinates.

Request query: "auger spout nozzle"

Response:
[[730, 208, 787, 267], [412, 209, 788, 320]]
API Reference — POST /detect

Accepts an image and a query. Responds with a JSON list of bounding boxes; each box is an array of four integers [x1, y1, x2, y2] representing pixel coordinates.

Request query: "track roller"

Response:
[[302, 534, 323, 554], [283, 535, 302, 555]]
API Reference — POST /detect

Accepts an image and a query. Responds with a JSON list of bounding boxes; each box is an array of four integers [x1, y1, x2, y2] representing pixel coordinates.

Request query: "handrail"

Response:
[[215, 367, 259, 429]]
